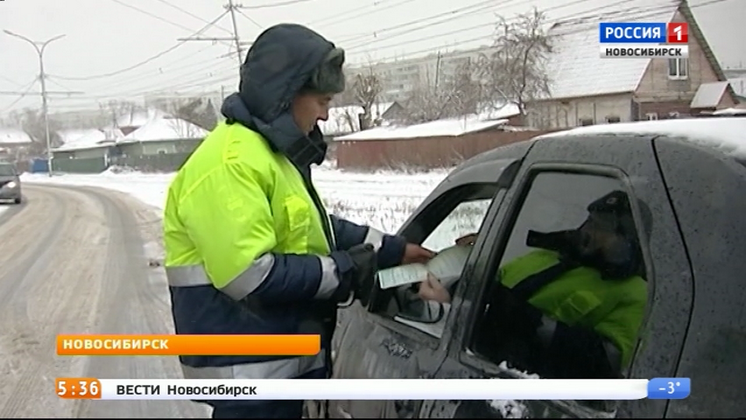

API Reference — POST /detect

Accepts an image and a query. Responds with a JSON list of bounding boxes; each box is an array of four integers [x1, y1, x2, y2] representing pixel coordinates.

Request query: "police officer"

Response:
[[163, 23, 433, 419], [419, 190, 651, 379]]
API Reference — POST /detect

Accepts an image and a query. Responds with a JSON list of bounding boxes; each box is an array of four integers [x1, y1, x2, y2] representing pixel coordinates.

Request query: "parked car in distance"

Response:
[[0, 162, 22, 204], [307, 117, 746, 419]]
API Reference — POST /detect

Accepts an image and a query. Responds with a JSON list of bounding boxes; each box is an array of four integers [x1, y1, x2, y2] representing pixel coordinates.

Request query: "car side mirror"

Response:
[[396, 297, 445, 324]]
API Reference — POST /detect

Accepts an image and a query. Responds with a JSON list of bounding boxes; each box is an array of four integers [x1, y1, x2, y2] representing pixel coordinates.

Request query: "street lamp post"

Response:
[[4, 30, 65, 177]]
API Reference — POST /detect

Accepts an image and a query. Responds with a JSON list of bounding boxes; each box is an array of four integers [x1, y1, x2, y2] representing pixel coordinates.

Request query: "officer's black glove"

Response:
[[489, 283, 544, 338], [329, 243, 378, 306]]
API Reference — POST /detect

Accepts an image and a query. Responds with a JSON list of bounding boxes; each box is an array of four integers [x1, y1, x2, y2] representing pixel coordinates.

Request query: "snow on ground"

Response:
[[21, 164, 468, 249]]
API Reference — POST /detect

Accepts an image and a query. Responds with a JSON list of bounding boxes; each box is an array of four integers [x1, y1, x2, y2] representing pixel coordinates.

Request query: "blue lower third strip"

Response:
[[647, 378, 691, 399]]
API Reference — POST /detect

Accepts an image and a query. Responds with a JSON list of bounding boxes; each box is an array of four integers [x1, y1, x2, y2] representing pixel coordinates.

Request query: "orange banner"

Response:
[[56, 334, 320, 356]]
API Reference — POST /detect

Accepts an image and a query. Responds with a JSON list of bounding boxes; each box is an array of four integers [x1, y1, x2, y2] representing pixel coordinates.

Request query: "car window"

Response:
[[468, 171, 651, 411], [373, 182, 504, 339], [0, 165, 16, 176]]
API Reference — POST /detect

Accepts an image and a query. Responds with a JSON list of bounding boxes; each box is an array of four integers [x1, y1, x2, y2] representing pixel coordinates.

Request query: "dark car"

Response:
[[308, 117, 746, 419], [0, 162, 21, 204]]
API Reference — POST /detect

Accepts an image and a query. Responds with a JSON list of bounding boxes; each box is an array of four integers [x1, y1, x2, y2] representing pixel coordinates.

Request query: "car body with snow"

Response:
[[0, 162, 21, 204], [307, 117, 746, 419]]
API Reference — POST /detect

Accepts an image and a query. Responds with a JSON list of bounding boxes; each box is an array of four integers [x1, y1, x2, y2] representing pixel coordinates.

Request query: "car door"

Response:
[[324, 149, 530, 419], [422, 134, 693, 419]]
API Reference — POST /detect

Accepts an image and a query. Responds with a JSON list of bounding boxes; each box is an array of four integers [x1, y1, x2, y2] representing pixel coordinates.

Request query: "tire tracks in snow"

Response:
[[0, 184, 207, 418]]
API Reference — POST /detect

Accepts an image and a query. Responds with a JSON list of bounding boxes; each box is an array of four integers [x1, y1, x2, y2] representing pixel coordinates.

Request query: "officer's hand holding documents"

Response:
[[377, 244, 472, 290]]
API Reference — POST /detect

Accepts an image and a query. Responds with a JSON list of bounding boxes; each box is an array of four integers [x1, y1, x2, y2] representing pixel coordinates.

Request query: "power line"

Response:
[[49, 50, 237, 100], [52, 61, 237, 101], [343, 0, 597, 55], [344, 0, 664, 60], [346, 0, 727, 65], [339, 0, 518, 50], [308, 0, 416, 27], [0, 79, 37, 113], [106, 0, 207, 34], [0, 75, 24, 87], [151, 0, 234, 35], [49, 11, 231, 81], [243, 0, 315, 9], [235, 8, 263, 30], [76, 44, 220, 93]]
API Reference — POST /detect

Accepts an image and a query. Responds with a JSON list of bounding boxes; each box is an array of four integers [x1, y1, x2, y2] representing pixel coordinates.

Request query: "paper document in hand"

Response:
[[377, 245, 472, 290]]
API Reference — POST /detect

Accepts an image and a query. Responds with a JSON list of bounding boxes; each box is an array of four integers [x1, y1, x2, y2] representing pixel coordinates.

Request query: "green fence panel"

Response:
[[52, 157, 107, 174]]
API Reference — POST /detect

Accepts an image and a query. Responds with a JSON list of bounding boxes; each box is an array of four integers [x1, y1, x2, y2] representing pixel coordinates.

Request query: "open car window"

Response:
[[372, 182, 505, 339]]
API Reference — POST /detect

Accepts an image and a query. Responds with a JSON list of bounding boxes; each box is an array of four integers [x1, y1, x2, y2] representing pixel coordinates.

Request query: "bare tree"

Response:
[[166, 116, 206, 139], [99, 100, 142, 130], [351, 67, 383, 130], [170, 98, 218, 131], [10, 107, 61, 153], [331, 67, 359, 107], [400, 62, 484, 124], [440, 60, 484, 117], [477, 7, 552, 115]]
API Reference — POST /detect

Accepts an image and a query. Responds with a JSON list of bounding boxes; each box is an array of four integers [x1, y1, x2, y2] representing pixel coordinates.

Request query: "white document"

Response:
[[377, 245, 472, 290]]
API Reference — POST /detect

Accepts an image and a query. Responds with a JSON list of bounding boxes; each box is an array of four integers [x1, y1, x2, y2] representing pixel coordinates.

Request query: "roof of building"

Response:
[[542, 0, 680, 100], [52, 128, 122, 152], [55, 128, 104, 145], [691, 81, 730, 108], [335, 115, 510, 141], [120, 115, 208, 143], [0, 128, 33, 145]]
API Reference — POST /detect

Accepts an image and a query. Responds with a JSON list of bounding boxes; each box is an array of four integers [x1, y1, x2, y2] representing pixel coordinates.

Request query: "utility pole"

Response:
[[3, 30, 76, 177], [177, 1, 252, 66], [226, 0, 243, 67]]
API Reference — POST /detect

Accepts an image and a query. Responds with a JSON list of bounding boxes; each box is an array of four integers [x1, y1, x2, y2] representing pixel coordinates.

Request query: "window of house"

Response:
[[157, 149, 167, 154], [668, 58, 688, 79], [605, 116, 621, 123], [579, 118, 594, 126], [468, 171, 650, 403], [373, 182, 503, 339], [646, 113, 658, 121]]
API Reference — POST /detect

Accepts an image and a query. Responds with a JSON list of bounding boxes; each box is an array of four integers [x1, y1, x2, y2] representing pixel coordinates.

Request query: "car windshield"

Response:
[[0, 165, 16, 176]]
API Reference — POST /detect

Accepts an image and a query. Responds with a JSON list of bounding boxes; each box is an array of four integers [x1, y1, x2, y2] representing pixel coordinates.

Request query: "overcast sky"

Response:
[[0, 0, 742, 116]]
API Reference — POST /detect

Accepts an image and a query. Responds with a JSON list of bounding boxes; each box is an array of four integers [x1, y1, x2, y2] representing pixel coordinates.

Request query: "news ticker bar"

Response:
[[600, 45, 689, 59], [56, 334, 320, 356], [56, 378, 691, 401]]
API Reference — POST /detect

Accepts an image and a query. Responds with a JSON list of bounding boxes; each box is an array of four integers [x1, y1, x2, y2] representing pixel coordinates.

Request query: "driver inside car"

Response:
[[418, 190, 651, 379]]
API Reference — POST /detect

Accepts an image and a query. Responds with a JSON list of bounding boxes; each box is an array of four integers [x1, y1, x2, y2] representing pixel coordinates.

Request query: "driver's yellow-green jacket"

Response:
[[500, 249, 647, 367]]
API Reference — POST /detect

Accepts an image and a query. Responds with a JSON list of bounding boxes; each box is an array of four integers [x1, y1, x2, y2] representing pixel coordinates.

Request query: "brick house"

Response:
[[527, 0, 737, 128]]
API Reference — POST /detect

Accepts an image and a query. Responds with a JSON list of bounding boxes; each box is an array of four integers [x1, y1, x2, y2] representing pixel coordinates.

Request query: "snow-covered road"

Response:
[[0, 184, 208, 418]]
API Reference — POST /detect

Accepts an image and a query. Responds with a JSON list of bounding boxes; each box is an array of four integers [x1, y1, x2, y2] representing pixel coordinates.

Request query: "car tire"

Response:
[[13, 197, 21, 204]]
